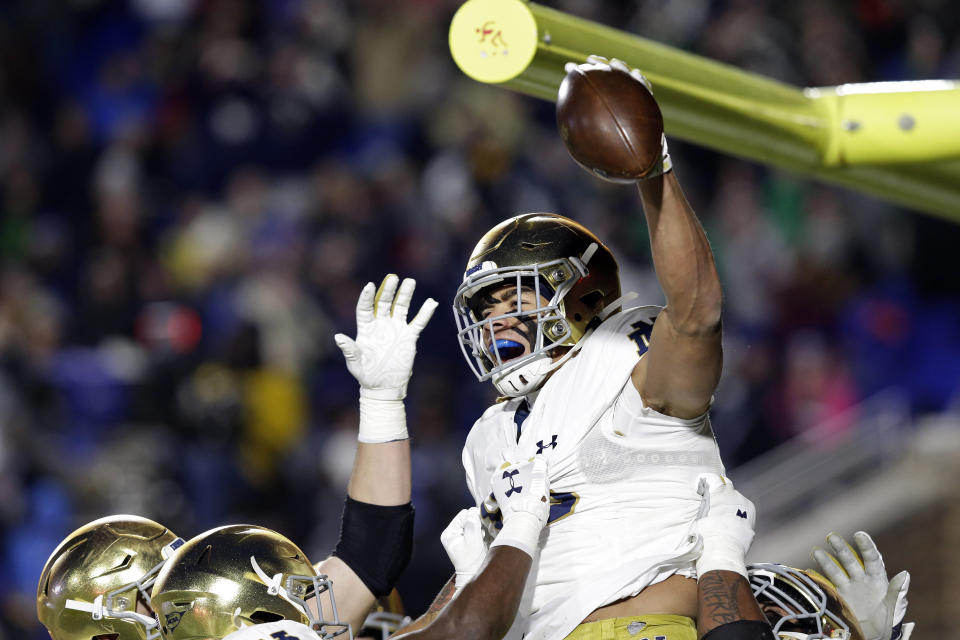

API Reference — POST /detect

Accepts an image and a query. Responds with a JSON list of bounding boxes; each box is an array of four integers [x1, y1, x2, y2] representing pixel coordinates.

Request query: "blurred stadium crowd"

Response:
[[1, 0, 959, 636]]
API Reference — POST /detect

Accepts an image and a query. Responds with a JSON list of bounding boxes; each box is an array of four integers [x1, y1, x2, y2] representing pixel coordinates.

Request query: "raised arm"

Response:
[[633, 169, 723, 419], [315, 275, 437, 633], [562, 56, 722, 419]]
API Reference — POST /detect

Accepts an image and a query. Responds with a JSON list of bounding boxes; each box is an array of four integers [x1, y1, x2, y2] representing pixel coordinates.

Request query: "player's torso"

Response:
[[462, 306, 723, 625]]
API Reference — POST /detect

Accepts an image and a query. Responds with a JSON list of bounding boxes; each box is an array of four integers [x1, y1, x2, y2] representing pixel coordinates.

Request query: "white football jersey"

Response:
[[462, 306, 725, 640], [222, 620, 325, 640]]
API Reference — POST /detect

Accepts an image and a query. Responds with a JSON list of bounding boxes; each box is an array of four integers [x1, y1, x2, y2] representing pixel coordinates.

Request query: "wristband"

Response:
[[697, 536, 748, 579], [490, 511, 543, 558], [358, 393, 408, 443]]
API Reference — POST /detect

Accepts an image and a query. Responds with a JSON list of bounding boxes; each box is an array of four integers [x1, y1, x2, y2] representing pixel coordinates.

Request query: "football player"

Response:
[[447, 55, 738, 640], [37, 515, 186, 640]]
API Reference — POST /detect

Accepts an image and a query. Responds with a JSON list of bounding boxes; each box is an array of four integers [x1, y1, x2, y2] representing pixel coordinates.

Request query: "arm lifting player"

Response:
[[316, 274, 438, 633], [147, 275, 437, 640], [391, 457, 551, 640]]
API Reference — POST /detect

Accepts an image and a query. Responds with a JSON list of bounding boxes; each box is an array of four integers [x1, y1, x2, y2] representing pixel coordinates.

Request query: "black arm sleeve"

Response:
[[702, 621, 776, 640], [331, 497, 415, 596]]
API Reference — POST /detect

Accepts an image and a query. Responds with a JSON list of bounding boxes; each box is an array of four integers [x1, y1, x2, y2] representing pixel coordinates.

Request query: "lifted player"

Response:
[[443, 55, 733, 640]]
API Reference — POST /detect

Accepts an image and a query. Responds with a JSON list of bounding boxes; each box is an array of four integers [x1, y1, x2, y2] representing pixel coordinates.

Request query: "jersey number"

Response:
[[628, 320, 653, 357]]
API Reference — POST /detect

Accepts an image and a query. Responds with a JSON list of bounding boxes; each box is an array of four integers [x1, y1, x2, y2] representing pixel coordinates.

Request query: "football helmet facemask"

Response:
[[37, 515, 184, 640], [748, 563, 866, 640], [150, 525, 349, 640], [356, 589, 411, 640], [453, 213, 621, 397]]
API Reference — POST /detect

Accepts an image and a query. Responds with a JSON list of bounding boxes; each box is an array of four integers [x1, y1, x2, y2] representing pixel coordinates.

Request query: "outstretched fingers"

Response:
[[410, 297, 439, 334], [374, 274, 400, 318], [812, 548, 850, 588], [853, 531, 887, 580], [356, 281, 376, 325], [392, 277, 416, 322], [828, 532, 867, 580]]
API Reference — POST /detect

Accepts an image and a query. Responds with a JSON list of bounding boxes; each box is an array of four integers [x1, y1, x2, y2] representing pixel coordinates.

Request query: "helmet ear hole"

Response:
[[579, 290, 604, 310], [250, 611, 285, 624]]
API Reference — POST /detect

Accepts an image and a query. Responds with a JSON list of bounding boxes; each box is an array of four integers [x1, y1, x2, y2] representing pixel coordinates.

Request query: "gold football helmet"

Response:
[[748, 563, 866, 640], [150, 525, 349, 640], [37, 515, 184, 640], [453, 213, 621, 396]]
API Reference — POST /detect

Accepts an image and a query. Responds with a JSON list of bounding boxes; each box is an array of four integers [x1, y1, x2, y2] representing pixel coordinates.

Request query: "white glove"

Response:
[[693, 473, 756, 578], [564, 54, 673, 177], [441, 507, 488, 590], [489, 456, 550, 558], [812, 531, 911, 640], [334, 274, 438, 442]]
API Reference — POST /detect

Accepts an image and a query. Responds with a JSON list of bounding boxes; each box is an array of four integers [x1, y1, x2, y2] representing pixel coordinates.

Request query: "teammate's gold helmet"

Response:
[[150, 525, 348, 640], [453, 213, 621, 396], [748, 563, 866, 640], [37, 515, 184, 640]]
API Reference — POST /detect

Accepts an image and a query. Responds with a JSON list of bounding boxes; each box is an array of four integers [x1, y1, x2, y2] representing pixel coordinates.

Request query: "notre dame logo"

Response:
[[164, 611, 183, 631]]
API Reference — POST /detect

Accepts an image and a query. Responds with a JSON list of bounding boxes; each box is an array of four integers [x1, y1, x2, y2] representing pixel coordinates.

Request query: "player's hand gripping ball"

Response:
[[557, 55, 669, 182]]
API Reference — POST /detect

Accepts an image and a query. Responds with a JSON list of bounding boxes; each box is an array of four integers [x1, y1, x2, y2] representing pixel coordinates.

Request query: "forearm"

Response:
[[698, 570, 767, 637], [637, 172, 722, 332], [347, 440, 411, 505], [392, 547, 531, 640]]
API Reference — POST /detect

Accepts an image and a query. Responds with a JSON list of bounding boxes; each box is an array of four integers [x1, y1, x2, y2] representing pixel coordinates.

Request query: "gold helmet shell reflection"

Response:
[[37, 515, 182, 640], [150, 525, 348, 640]]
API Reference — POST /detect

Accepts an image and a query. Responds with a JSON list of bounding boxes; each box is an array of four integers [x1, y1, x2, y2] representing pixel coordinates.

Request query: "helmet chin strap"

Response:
[[249, 556, 309, 619]]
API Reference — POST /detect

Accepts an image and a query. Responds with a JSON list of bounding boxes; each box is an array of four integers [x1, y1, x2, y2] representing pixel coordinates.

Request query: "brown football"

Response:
[[557, 64, 665, 182]]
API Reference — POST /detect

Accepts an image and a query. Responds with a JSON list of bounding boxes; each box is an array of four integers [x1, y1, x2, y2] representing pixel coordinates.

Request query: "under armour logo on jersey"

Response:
[[736, 509, 748, 519], [502, 469, 522, 496], [536, 435, 558, 453]]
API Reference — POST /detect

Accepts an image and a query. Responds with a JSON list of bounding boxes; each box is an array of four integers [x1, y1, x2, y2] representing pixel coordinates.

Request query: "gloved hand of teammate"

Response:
[[693, 473, 756, 578], [490, 456, 550, 558], [440, 507, 488, 590], [812, 531, 912, 640], [563, 54, 672, 177], [334, 274, 438, 442]]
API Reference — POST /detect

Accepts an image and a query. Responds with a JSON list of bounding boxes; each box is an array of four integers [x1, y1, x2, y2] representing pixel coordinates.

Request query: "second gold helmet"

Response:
[[151, 525, 348, 640]]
